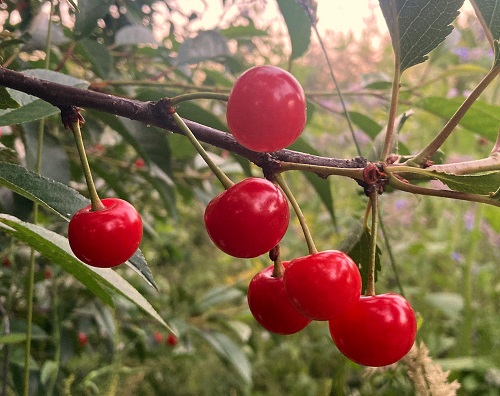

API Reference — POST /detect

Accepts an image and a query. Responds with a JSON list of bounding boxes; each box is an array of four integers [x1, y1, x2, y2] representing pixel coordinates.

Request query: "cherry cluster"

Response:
[[220, 66, 415, 367]]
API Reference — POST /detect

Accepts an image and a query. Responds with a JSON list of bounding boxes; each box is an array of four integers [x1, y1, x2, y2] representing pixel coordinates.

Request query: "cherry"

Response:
[[166, 334, 178, 346], [329, 293, 417, 367], [77, 332, 88, 347], [204, 178, 289, 258], [68, 198, 143, 268], [226, 65, 306, 152], [153, 331, 163, 344], [283, 250, 361, 321], [2, 257, 11, 267], [248, 262, 311, 335]]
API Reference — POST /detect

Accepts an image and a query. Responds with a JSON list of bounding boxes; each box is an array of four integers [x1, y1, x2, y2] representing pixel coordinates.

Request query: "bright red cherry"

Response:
[[68, 198, 143, 268], [153, 331, 163, 344], [226, 65, 306, 152], [329, 293, 417, 367], [166, 334, 178, 346], [283, 250, 361, 321], [204, 178, 289, 258], [248, 262, 311, 335]]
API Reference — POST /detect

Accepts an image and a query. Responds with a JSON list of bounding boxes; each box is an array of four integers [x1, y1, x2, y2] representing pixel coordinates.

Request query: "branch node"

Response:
[[60, 106, 84, 129]]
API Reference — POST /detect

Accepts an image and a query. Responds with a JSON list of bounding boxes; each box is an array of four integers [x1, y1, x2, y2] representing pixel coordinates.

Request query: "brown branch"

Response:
[[0, 67, 366, 172]]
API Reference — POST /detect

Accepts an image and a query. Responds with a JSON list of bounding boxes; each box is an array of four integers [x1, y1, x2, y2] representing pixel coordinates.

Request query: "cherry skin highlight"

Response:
[[283, 250, 362, 321], [204, 178, 289, 258], [226, 65, 306, 152], [68, 198, 143, 268], [248, 262, 311, 335], [329, 293, 417, 367]]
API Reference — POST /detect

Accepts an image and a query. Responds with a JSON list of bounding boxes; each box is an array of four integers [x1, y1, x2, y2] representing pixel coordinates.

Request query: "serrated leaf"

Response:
[[288, 138, 336, 224], [0, 87, 19, 110], [177, 31, 229, 65], [194, 329, 252, 384], [341, 226, 382, 295], [0, 214, 170, 331], [429, 170, 500, 195], [115, 25, 157, 46], [0, 162, 157, 289], [380, 0, 464, 72], [276, 0, 312, 60], [414, 97, 500, 141]]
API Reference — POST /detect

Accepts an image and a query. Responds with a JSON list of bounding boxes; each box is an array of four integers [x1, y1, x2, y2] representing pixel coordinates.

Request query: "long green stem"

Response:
[[408, 64, 500, 166], [380, 64, 401, 161], [279, 161, 364, 180], [366, 192, 379, 296], [275, 173, 318, 255], [169, 92, 229, 106], [46, 285, 61, 396], [69, 121, 104, 211], [170, 112, 234, 190], [24, 3, 55, 394], [378, 211, 404, 296]]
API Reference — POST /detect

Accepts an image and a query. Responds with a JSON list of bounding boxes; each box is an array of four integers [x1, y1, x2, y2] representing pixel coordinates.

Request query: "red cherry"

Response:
[[153, 331, 163, 344], [78, 332, 88, 347], [134, 158, 145, 168], [226, 65, 306, 152], [166, 334, 178, 346], [2, 257, 11, 267], [283, 250, 361, 321], [68, 198, 143, 268], [248, 262, 311, 335], [329, 293, 417, 367], [44, 268, 53, 279], [204, 178, 289, 258]]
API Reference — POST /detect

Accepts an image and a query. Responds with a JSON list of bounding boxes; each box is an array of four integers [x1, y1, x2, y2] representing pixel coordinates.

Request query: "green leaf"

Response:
[[74, 0, 114, 38], [0, 333, 29, 344], [379, 0, 464, 72], [0, 87, 19, 110], [0, 70, 89, 126], [484, 205, 500, 232], [194, 329, 252, 384], [414, 97, 500, 141], [472, 0, 500, 40], [0, 214, 170, 331], [219, 24, 268, 40], [340, 223, 382, 295], [349, 111, 382, 139], [429, 170, 500, 195], [0, 162, 157, 289], [425, 292, 463, 320], [195, 286, 244, 312], [276, 0, 312, 60], [177, 31, 229, 65], [115, 26, 157, 46], [77, 39, 113, 78], [288, 138, 336, 224]]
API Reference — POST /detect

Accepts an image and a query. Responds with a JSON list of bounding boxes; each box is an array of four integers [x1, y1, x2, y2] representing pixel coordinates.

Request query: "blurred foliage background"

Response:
[[0, 0, 499, 395]]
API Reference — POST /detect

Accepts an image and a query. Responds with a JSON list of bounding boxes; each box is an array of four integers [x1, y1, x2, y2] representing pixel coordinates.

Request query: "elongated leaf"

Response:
[[177, 31, 229, 65], [349, 111, 382, 139], [74, 0, 114, 38], [276, 0, 312, 60], [0, 162, 156, 289], [0, 333, 30, 344], [288, 138, 336, 224], [429, 170, 500, 195], [194, 329, 252, 384], [115, 25, 157, 46], [0, 215, 170, 331], [380, 0, 464, 72], [195, 286, 244, 312], [414, 97, 500, 141]]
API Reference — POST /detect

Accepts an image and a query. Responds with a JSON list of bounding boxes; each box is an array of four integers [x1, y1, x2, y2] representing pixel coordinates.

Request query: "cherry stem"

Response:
[[171, 112, 234, 190], [274, 173, 318, 255], [69, 121, 105, 212], [169, 92, 229, 106], [366, 192, 379, 296], [270, 245, 285, 278]]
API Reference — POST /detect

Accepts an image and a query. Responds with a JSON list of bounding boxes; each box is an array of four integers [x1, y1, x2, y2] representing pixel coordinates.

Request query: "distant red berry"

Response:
[[153, 331, 163, 344], [134, 158, 145, 168], [166, 334, 178, 346], [78, 332, 88, 347], [2, 257, 11, 267], [44, 269, 53, 279]]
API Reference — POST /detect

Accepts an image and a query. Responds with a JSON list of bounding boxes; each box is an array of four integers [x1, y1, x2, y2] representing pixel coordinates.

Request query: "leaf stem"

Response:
[[69, 121, 104, 212], [279, 161, 364, 180], [169, 92, 229, 106], [366, 192, 379, 296], [170, 112, 234, 190], [407, 64, 500, 166], [380, 64, 401, 161], [274, 173, 318, 255]]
